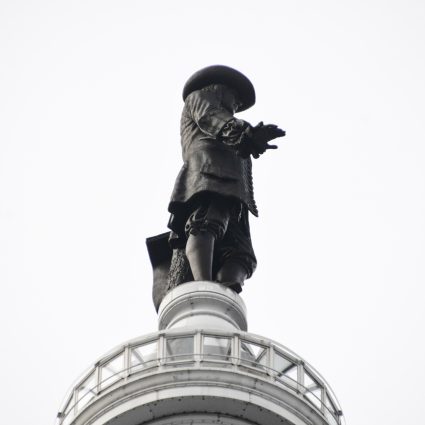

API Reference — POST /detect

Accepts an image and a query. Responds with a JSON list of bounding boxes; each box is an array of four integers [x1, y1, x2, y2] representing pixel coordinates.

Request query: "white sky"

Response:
[[1, 1, 424, 424]]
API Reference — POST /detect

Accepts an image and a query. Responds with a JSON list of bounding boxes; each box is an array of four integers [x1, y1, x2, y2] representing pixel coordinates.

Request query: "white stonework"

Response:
[[158, 281, 247, 331], [57, 282, 343, 425]]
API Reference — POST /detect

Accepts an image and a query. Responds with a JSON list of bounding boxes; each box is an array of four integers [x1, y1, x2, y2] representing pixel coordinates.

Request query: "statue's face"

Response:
[[232, 95, 243, 113], [222, 87, 242, 113]]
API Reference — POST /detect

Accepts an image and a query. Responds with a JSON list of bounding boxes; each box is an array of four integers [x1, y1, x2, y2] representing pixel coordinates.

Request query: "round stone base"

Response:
[[158, 281, 248, 331]]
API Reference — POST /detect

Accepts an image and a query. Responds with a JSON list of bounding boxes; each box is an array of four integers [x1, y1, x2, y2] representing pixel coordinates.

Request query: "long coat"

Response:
[[168, 85, 258, 230]]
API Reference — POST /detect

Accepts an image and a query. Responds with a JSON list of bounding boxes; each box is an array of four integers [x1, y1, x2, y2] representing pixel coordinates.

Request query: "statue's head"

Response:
[[182, 65, 256, 112]]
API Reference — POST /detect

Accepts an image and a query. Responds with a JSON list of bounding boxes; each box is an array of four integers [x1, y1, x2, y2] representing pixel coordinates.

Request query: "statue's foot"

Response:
[[215, 261, 246, 294], [216, 280, 243, 294]]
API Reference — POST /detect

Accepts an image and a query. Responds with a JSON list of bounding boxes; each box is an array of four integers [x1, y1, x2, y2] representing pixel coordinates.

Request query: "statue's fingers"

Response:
[[264, 134, 283, 142], [266, 144, 278, 150], [267, 129, 285, 139]]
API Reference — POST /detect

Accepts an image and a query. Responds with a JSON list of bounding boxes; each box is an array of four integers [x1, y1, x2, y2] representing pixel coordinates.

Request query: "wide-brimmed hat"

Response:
[[182, 65, 256, 111]]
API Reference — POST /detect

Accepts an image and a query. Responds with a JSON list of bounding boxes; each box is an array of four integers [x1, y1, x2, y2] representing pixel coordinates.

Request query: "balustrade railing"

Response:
[[57, 330, 344, 425]]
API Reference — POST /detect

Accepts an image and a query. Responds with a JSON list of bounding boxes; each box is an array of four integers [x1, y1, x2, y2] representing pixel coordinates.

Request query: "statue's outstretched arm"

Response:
[[187, 87, 285, 159], [218, 120, 285, 159]]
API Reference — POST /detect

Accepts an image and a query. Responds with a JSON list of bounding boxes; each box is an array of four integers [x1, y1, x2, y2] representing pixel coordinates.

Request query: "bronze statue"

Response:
[[147, 65, 285, 310]]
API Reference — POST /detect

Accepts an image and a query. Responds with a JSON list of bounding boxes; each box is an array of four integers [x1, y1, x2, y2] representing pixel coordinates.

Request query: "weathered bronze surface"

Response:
[[147, 65, 285, 310]]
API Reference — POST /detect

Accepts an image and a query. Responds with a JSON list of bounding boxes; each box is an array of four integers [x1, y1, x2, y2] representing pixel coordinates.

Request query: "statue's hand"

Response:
[[249, 122, 285, 158]]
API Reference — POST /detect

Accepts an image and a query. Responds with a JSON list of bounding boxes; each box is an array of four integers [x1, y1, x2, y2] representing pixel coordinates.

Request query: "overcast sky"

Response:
[[1, 1, 425, 424]]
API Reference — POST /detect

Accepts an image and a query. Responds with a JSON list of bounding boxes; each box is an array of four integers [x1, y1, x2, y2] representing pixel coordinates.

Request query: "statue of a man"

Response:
[[147, 65, 284, 310]]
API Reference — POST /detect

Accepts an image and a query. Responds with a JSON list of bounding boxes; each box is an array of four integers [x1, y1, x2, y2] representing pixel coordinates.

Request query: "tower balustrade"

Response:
[[57, 282, 344, 425]]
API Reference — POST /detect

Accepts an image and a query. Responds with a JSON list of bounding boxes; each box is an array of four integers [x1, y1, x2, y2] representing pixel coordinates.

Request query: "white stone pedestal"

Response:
[[158, 281, 248, 331]]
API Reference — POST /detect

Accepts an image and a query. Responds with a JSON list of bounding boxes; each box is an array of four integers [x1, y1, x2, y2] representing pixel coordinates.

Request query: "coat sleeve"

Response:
[[185, 88, 234, 137]]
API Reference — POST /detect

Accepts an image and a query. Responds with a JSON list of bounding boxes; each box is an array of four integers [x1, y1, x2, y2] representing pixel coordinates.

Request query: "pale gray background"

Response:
[[1, 1, 424, 424]]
